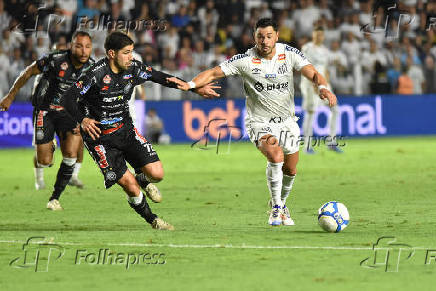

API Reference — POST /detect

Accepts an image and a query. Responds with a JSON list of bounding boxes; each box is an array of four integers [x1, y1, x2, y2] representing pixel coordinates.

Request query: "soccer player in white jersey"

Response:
[[170, 18, 337, 226], [301, 26, 342, 154]]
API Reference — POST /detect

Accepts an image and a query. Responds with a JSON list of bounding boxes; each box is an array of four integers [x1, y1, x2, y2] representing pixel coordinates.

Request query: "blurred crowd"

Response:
[[1, 0, 436, 101]]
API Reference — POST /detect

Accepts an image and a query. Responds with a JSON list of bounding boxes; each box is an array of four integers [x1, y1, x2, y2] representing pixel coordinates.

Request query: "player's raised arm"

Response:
[[300, 64, 337, 107], [0, 61, 41, 111]]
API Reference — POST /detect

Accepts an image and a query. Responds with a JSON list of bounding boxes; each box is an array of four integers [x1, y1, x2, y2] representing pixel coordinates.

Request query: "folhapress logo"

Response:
[[9, 237, 65, 272]]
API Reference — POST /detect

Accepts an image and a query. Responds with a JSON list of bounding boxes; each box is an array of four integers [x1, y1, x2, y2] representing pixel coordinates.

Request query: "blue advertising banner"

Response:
[[1, 95, 435, 147]]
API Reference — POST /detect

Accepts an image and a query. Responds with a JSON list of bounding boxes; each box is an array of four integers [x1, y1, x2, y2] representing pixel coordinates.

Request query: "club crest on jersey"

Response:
[[146, 66, 152, 72], [103, 75, 111, 84], [123, 74, 132, 79], [60, 62, 68, 70], [58, 71, 65, 77], [277, 64, 288, 74], [251, 68, 261, 74], [252, 58, 261, 64], [265, 73, 276, 79], [76, 81, 83, 88], [278, 54, 285, 61]]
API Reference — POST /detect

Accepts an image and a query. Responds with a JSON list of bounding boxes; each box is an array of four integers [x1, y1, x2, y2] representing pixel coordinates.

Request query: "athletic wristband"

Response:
[[188, 81, 196, 89], [318, 85, 328, 91]]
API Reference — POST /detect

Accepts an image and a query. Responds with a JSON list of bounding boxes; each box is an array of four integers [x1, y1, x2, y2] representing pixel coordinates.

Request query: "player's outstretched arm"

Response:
[[0, 62, 41, 111], [301, 64, 337, 107], [167, 66, 225, 92]]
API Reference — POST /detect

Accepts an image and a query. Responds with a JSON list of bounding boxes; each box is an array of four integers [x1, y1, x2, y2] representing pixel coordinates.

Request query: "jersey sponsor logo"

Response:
[[101, 85, 109, 91], [58, 71, 65, 77], [251, 68, 261, 75], [254, 81, 289, 92], [123, 74, 132, 79], [102, 95, 123, 102], [285, 45, 307, 60], [254, 82, 264, 92], [94, 145, 109, 168], [252, 57, 261, 64], [269, 117, 284, 123], [139, 71, 152, 79], [80, 84, 91, 95], [103, 75, 111, 84], [278, 54, 286, 61], [100, 117, 123, 125], [228, 54, 248, 63], [36, 110, 46, 128], [265, 73, 276, 79], [277, 63, 288, 74], [60, 62, 68, 70]]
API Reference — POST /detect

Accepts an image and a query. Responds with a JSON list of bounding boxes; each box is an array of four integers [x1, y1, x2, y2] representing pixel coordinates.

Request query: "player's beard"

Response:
[[114, 58, 131, 71], [72, 53, 89, 64]]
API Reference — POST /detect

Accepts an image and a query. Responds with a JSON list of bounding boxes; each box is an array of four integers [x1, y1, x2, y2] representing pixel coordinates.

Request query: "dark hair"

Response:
[[71, 30, 92, 42], [104, 31, 134, 52], [254, 18, 278, 32]]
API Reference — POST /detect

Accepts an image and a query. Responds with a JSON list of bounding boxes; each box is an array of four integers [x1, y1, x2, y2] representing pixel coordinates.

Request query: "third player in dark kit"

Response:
[[63, 31, 219, 230]]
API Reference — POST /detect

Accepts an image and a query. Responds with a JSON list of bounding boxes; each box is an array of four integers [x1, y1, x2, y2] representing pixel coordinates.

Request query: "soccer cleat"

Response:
[[305, 148, 316, 154], [47, 199, 63, 211], [35, 180, 46, 190], [68, 177, 85, 189], [327, 145, 343, 153], [281, 205, 295, 226], [151, 218, 174, 230], [268, 205, 282, 226]]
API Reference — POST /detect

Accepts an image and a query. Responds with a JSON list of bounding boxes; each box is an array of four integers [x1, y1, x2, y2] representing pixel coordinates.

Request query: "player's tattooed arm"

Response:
[[301, 64, 337, 107], [0, 62, 41, 111]]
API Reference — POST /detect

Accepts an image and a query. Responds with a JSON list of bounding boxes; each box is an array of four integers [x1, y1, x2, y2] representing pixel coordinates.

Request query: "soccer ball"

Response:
[[318, 201, 350, 232]]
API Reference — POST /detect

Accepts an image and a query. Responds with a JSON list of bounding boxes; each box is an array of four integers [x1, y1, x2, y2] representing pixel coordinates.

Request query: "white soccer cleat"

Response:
[[151, 218, 174, 230], [145, 183, 162, 203], [281, 205, 295, 226], [68, 177, 84, 189], [47, 199, 63, 211], [35, 180, 46, 190], [268, 205, 282, 226]]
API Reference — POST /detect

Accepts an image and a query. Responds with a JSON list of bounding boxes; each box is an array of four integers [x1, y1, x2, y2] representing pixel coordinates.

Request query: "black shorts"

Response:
[[33, 109, 77, 145], [83, 124, 159, 189]]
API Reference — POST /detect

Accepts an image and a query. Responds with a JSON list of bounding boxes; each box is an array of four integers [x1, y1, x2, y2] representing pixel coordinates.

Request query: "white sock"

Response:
[[266, 162, 284, 207], [127, 191, 144, 205], [34, 167, 44, 182], [281, 174, 296, 205], [72, 162, 82, 178]]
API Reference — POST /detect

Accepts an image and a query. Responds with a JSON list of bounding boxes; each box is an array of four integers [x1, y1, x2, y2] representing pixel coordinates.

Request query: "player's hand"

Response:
[[166, 77, 190, 91], [81, 117, 101, 140], [195, 82, 221, 99], [0, 95, 13, 111], [319, 88, 337, 107], [73, 124, 81, 135]]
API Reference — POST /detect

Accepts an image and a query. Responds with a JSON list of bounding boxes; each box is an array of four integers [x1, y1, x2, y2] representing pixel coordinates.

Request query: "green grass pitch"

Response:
[[0, 136, 436, 290]]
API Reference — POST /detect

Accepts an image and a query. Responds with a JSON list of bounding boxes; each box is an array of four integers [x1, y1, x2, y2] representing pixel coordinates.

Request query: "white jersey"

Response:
[[219, 43, 310, 122], [301, 42, 329, 77]]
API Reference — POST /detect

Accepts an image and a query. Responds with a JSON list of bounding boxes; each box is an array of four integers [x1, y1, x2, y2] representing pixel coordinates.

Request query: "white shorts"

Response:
[[246, 116, 300, 155]]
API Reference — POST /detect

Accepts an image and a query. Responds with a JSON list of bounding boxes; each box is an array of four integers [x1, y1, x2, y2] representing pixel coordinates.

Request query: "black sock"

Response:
[[49, 162, 74, 201], [128, 194, 157, 224], [135, 173, 150, 189]]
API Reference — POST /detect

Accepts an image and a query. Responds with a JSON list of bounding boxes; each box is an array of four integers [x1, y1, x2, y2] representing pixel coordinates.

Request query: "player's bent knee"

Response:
[[283, 167, 297, 176]]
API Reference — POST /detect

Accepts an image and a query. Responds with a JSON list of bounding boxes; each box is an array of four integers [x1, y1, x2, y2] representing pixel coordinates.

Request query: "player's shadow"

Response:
[[292, 230, 329, 234]]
